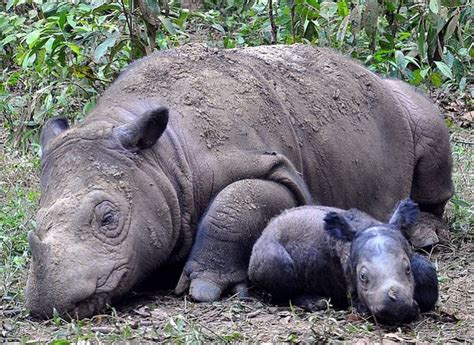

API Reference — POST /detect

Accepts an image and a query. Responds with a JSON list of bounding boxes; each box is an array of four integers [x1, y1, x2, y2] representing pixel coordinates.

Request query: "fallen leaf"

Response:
[[133, 305, 151, 317]]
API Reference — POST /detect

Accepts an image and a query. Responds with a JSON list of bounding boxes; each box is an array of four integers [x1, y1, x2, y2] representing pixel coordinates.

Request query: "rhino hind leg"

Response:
[[176, 179, 299, 302], [385, 79, 454, 247], [408, 101, 453, 247], [248, 237, 302, 302], [292, 294, 330, 311]]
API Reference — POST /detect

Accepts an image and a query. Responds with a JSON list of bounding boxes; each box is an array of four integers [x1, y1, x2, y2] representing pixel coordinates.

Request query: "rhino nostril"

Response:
[[388, 286, 398, 301]]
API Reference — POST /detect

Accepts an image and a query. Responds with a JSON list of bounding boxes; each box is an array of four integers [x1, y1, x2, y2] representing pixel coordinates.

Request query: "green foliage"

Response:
[[0, 0, 472, 149], [1, 2, 129, 148], [448, 138, 474, 240], [206, 0, 472, 94], [0, 1, 189, 149]]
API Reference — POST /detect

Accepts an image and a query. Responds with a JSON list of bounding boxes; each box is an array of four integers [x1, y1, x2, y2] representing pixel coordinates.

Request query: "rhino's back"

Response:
[[96, 44, 415, 220]]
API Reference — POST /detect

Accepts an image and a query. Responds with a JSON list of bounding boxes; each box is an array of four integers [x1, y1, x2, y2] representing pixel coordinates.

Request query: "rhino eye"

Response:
[[101, 212, 117, 227], [359, 269, 368, 284], [405, 263, 411, 275], [94, 201, 121, 238]]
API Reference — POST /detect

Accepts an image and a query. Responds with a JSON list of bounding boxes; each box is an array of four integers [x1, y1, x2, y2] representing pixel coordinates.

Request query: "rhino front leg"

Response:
[[175, 179, 299, 302]]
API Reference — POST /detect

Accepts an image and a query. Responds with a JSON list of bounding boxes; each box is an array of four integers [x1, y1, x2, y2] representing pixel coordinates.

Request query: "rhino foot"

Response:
[[176, 178, 300, 302], [190, 278, 223, 302], [187, 278, 248, 301], [175, 268, 247, 302], [406, 212, 449, 248], [292, 295, 329, 312]]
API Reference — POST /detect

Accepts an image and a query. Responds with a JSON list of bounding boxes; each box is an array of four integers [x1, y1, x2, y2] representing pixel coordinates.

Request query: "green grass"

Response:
[[0, 149, 39, 303]]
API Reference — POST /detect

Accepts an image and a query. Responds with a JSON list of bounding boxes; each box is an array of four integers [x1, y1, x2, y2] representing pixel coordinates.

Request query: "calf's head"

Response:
[[26, 105, 180, 319], [324, 199, 423, 323]]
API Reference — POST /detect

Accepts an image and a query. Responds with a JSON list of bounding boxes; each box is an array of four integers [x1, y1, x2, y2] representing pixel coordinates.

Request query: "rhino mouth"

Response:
[[371, 304, 420, 324], [69, 265, 129, 319], [72, 293, 111, 319], [96, 265, 129, 294]]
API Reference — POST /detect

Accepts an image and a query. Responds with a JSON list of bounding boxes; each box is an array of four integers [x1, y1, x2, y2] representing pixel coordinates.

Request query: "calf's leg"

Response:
[[411, 253, 438, 312], [249, 236, 302, 302]]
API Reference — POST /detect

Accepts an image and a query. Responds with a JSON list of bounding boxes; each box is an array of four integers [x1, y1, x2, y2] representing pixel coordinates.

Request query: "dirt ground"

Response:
[[1, 91, 473, 343], [4, 240, 472, 343]]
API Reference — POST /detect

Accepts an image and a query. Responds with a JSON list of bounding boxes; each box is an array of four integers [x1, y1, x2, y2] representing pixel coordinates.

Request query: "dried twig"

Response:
[[268, 0, 277, 44], [120, 0, 134, 44], [290, 0, 296, 43], [452, 139, 474, 146]]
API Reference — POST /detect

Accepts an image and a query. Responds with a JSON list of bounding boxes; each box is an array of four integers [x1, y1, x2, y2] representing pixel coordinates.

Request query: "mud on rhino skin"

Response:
[[27, 44, 453, 318]]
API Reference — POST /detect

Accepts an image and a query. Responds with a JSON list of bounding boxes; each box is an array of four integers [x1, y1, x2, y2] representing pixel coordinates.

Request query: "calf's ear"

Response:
[[389, 198, 419, 231], [40, 117, 70, 152], [324, 212, 356, 242], [115, 106, 169, 152]]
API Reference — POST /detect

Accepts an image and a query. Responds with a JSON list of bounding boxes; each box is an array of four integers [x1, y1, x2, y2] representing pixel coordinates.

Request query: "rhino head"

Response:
[[26, 105, 182, 319], [324, 199, 422, 323]]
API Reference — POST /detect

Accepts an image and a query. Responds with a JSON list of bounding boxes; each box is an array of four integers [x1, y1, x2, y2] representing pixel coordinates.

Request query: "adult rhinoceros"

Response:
[[26, 44, 453, 318]]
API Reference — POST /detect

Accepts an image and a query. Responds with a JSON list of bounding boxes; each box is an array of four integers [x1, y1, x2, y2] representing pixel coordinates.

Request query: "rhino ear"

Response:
[[115, 106, 169, 152], [389, 198, 419, 232], [40, 117, 70, 150], [324, 212, 356, 242]]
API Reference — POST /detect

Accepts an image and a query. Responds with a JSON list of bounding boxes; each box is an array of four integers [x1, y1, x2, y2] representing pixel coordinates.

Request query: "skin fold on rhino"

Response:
[[27, 44, 453, 319], [248, 199, 439, 324]]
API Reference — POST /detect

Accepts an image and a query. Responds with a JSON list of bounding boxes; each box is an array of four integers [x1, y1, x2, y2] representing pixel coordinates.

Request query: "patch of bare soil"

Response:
[[431, 88, 473, 129]]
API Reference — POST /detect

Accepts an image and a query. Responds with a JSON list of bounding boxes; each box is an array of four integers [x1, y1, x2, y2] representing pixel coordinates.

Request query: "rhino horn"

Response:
[[28, 231, 50, 270]]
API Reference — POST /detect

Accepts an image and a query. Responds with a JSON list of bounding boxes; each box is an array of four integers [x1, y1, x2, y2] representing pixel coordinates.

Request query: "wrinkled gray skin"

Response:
[[27, 44, 452, 319], [248, 199, 439, 324]]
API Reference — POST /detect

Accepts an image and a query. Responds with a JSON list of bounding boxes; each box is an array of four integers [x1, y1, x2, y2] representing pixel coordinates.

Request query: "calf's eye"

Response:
[[359, 271, 368, 283], [406, 264, 411, 275]]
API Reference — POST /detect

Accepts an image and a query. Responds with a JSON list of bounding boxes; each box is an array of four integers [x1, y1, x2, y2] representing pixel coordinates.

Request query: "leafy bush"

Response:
[[1, 1, 130, 147], [1, 0, 471, 149], [203, 0, 472, 93], [0, 0, 189, 148]]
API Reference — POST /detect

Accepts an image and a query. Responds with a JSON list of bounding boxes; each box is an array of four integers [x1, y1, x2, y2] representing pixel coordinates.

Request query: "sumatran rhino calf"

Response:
[[27, 44, 452, 318], [248, 199, 438, 324]]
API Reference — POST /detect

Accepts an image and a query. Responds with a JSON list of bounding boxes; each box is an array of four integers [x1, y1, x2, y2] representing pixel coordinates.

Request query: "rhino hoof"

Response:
[[406, 212, 449, 248], [174, 271, 191, 296], [189, 278, 223, 302], [293, 295, 328, 312]]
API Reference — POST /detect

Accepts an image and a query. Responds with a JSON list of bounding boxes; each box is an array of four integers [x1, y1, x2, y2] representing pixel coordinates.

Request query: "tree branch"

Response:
[[120, 0, 133, 44], [268, 0, 277, 44]]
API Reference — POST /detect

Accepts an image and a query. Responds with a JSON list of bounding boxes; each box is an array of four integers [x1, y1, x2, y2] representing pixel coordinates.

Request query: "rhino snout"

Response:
[[26, 231, 115, 319], [370, 284, 420, 323], [26, 263, 97, 319]]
